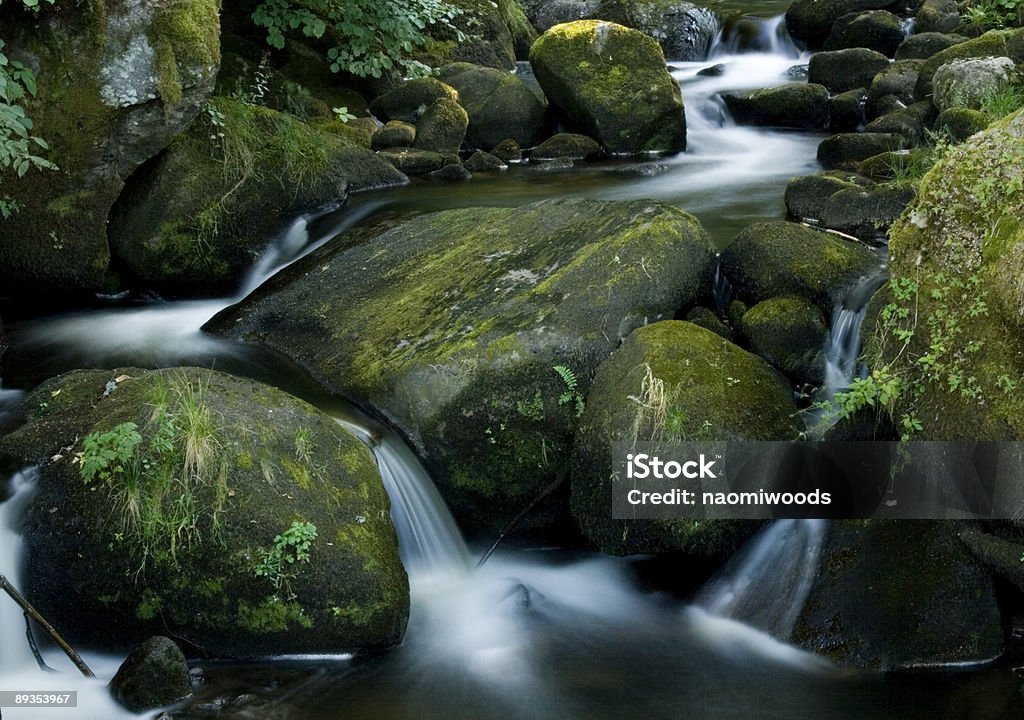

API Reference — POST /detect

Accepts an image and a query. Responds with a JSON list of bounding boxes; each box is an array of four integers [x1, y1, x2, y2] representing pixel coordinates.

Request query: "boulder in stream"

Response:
[[530, 20, 686, 155], [741, 296, 827, 385], [824, 10, 904, 57], [785, 0, 900, 48], [109, 636, 192, 713], [719, 83, 830, 129], [808, 48, 892, 94], [0, 367, 409, 656], [206, 198, 716, 538], [914, 28, 1024, 101]]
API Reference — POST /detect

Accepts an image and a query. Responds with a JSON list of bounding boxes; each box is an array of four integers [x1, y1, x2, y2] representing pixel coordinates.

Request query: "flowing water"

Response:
[[0, 18, 1020, 720]]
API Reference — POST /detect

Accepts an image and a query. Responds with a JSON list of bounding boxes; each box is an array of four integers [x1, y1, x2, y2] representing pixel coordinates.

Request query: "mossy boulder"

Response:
[[109, 636, 191, 713], [741, 297, 828, 385], [428, 163, 473, 182], [107, 98, 406, 297], [685, 306, 733, 340], [720, 221, 881, 310], [0, 0, 220, 297], [785, 0, 900, 47], [895, 32, 967, 61], [464, 150, 509, 171], [570, 321, 798, 555], [932, 56, 1016, 112], [492, 138, 524, 162], [784, 172, 874, 222], [206, 198, 716, 538], [719, 83, 830, 129], [829, 88, 869, 131], [529, 20, 686, 155], [914, 0, 960, 34], [0, 367, 409, 656], [934, 106, 991, 141], [868, 108, 1024, 438], [824, 10, 904, 57], [589, 0, 721, 60], [436, 63, 550, 148], [372, 121, 417, 149], [792, 521, 1003, 669], [808, 48, 892, 94], [532, 132, 604, 159], [376, 148, 450, 175], [417, 0, 532, 69], [820, 184, 917, 241], [818, 132, 907, 169], [866, 60, 923, 116], [863, 100, 936, 145], [915, 28, 1024, 100], [413, 98, 469, 152], [369, 78, 460, 123]]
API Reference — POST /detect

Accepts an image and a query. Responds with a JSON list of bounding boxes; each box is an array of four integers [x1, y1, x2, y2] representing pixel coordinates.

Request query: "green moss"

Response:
[[237, 598, 314, 633], [236, 450, 254, 471], [153, 39, 183, 111], [149, 0, 221, 69]]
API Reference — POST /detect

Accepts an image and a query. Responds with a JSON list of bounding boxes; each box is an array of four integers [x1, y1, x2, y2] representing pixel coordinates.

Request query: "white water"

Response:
[[822, 269, 889, 399], [709, 14, 801, 58], [697, 519, 829, 640]]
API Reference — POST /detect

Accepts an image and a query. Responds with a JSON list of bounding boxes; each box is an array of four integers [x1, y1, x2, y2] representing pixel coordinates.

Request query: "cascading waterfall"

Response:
[[822, 268, 889, 399], [708, 14, 801, 59], [0, 467, 38, 673], [713, 258, 734, 313], [696, 519, 829, 640]]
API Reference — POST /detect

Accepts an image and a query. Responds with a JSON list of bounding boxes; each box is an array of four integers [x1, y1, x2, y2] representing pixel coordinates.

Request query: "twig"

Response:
[[24, 612, 55, 672], [0, 572, 94, 677], [477, 468, 566, 568]]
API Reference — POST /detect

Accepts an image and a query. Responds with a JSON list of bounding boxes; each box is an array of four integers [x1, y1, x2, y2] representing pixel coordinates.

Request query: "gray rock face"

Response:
[[932, 56, 1017, 112], [0, 0, 221, 296]]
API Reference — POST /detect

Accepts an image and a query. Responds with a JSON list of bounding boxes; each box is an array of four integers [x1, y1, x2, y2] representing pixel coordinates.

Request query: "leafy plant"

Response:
[[332, 106, 356, 123], [253, 520, 318, 599], [79, 422, 144, 485], [554, 365, 586, 418], [250, 0, 464, 79]]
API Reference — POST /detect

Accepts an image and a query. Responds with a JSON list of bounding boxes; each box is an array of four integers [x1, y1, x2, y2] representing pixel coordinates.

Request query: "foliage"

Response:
[[554, 364, 586, 418], [885, 132, 951, 188], [251, 0, 464, 79], [79, 422, 144, 485], [978, 78, 1024, 120], [959, 0, 1023, 32], [252, 520, 318, 599]]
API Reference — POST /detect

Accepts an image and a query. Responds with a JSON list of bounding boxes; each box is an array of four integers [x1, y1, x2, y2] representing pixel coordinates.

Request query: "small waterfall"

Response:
[[709, 15, 801, 59], [0, 467, 38, 673], [823, 270, 888, 398], [697, 519, 828, 640], [712, 258, 733, 313], [334, 418, 471, 585]]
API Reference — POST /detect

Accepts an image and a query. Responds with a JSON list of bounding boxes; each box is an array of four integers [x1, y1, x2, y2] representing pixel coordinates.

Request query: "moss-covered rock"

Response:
[[464, 150, 509, 171], [417, 0, 533, 69], [109, 636, 191, 713], [570, 321, 798, 555], [372, 121, 417, 149], [741, 297, 828, 385], [960, 524, 1024, 594], [413, 98, 469, 152], [206, 198, 716, 538], [914, 0, 960, 34], [895, 31, 967, 61], [867, 108, 1024, 438], [428, 163, 473, 182], [531, 132, 604, 160], [376, 148, 449, 175], [492, 138, 524, 162], [784, 172, 874, 222], [932, 56, 1016, 112], [0, 367, 408, 656], [934, 106, 991, 141], [107, 98, 406, 297], [792, 521, 1003, 669], [829, 88, 869, 131], [915, 28, 1024, 100], [818, 132, 907, 169], [369, 78, 460, 123], [529, 20, 686, 155], [820, 184, 917, 240], [720, 221, 881, 309], [590, 0, 720, 60], [0, 0, 220, 297], [436, 63, 550, 148], [808, 48, 892, 94], [685, 306, 733, 340], [785, 0, 900, 47], [863, 100, 936, 145], [866, 60, 923, 117], [824, 10, 904, 57], [719, 83, 830, 129]]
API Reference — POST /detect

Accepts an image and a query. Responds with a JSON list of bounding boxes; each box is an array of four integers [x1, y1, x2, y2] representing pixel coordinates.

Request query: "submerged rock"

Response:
[[207, 198, 716, 537], [793, 521, 1004, 669], [0, 0, 220, 296], [0, 367, 409, 656], [570, 321, 796, 555], [109, 636, 191, 713], [107, 99, 405, 297], [530, 20, 686, 154]]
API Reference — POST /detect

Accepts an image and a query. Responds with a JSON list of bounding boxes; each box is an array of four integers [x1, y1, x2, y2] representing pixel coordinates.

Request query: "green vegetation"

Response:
[[251, 0, 464, 78], [554, 365, 586, 418], [960, 0, 1024, 32], [978, 78, 1024, 119], [252, 520, 318, 600]]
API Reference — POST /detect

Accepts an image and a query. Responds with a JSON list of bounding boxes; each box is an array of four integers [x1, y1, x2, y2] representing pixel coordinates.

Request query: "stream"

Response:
[[1, 17, 1021, 720]]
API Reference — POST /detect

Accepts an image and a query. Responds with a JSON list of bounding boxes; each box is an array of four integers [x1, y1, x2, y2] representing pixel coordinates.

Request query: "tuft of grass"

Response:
[[627, 364, 670, 444], [979, 79, 1024, 120]]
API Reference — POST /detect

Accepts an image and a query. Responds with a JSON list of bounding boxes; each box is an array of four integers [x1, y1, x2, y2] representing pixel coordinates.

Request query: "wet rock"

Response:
[[741, 296, 827, 385], [377, 147, 448, 175], [808, 48, 892, 94], [824, 10, 905, 57], [932, 56, 1016, 112], [914, 0, 960, 34], [866, 60, 923, 117], [915, 28, 1024, 100], [934, 106, 990, 141], [108, 99, 406, 297], [530, 156, 577, 171], [437, 63, 550, 149], [531, 0, 602, 30], [698, 63, 727, 76], [206, 198, 716, 538], [372, 121, 417, 149], [369, 78, 459, 123], [719, 83, 830, 129], [491, 138, 524, 163], [820, 184, 917, 240], [818, 132, 907, 169], [0, 0, 221, 297], [591, 0, 721, 60], [530, 20, 686, 154], [894, 31, 967, 60], [786, 0, 900, 47], [464, 150, 508, 171], [793, 521, 1004, 669], [863, 100, 936, 144], [417, 0, 528, 69], [720, 220, 881, 309], [413, 98, 469, 153], [784, 173, 874, 222], [829, 88, 869, 131], [109, 636, 191, 713], [0, 368, 409, 655], [532, 132, 603, 159], [570, 321, 795, 555], [685, 306, 733, 340], [428, 163, 473, 181]]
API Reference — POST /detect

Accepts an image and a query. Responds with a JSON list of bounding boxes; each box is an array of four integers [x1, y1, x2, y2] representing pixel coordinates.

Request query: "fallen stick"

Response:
[[0, 572, 94, 677], [477, 468, 567, 568]]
